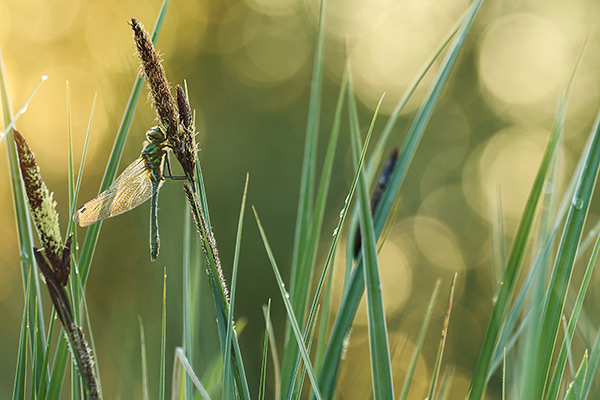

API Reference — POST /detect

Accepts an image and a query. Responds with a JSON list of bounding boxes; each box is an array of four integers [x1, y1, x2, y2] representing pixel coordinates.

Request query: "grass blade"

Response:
[[253, 207, 324, 400], [283, 0, 329, 393], [76, 0, 170, 287], [526, 110, 600, 399], [159, 269, 167, 400], [428, 274, 457, 400], [175, 348, 212, 400], [564, 351, 587, 400], [13, 268, 31, 400], [259, 300, 272, 400], [319, 3, 482, 395], [399, 280, 441, 400], [347, 79, 393, 398], [223, 174, 249, 400], [545, 232, 600, 399]]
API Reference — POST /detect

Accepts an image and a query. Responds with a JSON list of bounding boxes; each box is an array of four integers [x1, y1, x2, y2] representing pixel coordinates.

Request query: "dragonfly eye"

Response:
[[146, 126, 166, 142]]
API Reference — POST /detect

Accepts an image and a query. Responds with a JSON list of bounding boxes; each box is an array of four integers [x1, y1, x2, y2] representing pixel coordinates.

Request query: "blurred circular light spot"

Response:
[[478, 13, 569, 116], [413, 216, 465, 271], [462, 125, 552, 224], [223, 12, 310, 85]]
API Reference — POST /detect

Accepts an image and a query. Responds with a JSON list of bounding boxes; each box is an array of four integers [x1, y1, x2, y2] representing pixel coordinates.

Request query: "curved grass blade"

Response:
[[13, 268, 31, 400], [470, 29, 588, 400], [544, 232, 600, 399], [348, 83, 393, 398], [259, 300, 272, 400], [77, 0, 170, 285], [175, 348, 212, 399], [0, 40, 48, 382], [253, 207, 324, 400], [399, 279, 441, 400], [319, 3, 483, 396], [159, 268, 167, 400], [0, 74, 47, 144], [223, 174, 249, 400], [428, 274, 457, 400], [524, 110, 600, 399], [283, 0, 329, 393], [286, 65, 348, 398], [564, 351, 587, 400]]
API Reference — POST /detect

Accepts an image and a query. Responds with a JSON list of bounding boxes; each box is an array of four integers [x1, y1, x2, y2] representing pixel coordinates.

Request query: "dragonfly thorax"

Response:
[[146, 125, 167, 144]]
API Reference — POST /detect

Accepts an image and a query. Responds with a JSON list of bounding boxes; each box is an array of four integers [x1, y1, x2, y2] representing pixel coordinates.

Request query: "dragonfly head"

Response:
[[146, 125, 167, 144]]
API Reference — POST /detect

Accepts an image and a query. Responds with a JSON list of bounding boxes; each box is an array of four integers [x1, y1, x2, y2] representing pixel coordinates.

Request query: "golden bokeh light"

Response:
[[413, 215, 466, 272], [478, 13, 570, 122], [462, 125, 558, 225]]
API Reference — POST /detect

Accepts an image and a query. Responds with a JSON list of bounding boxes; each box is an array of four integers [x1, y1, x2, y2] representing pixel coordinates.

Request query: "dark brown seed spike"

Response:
[[130, 18, 178, 137], [176, 85, 192, 129]]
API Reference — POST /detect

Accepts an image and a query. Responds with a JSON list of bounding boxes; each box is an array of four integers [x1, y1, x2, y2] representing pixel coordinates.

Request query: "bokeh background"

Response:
[[2, 0, 600, 398]]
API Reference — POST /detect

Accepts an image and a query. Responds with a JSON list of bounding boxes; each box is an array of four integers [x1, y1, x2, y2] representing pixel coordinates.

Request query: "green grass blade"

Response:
[[582, 323, 600, 397], [36, 309, 57, 399], [13, 268, 31, 400], [259, 300, 272, 400], [545, 232, 600, 399], [348, 82, 393, 398], [159, 268, 167, 400], [467, 64, 566, 400], [399, 279, 441, 400], [564, 351, 587, 400], [526, 111, 600, 399], [283, 0, 329, 393], [364, 9, 464, 182], [0, 39, 48, 382], [46, 337, 69, 399], [77, 0, 170, 287], [319, 3, 482, 395], [253, 207, 324, 400], [293, 306, 321, 400], [286, 65, 348, 398], [139, 318, 149, 400], [183, 202, 194, 399], [428, 274, 457, 400], [175, 348, 212, 399], [223, 174, 249, 400]]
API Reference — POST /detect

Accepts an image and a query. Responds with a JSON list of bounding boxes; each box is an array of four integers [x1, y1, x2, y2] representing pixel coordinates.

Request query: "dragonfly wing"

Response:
[[75, 158, 159, 227]]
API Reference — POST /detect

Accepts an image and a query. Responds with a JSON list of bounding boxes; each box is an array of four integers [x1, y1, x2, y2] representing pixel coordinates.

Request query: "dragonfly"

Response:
[[75, 125, 179, 261]]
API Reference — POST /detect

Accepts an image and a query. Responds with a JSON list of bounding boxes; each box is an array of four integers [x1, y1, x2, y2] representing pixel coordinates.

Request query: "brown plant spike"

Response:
[[130, 19, 197, 187], [130, 18, 178, 136], [13, 129, 63, 268]]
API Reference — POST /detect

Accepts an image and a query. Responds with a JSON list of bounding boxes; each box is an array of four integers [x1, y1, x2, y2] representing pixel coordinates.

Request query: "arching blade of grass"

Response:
[[259, 300, 272, 400], [400, 279, 441, 400], [159, 268, 167, 400], [12, 269, 31, 400], [282, 0, 329, 393], [347, 75, 393, 398], [319, 1, 483, 396], [139, 318, 149, 400], [525, 110, 600, 399], [469, 33, 587, 399], [183, 207, 194, 399], [0, 45, 48, 390], [286, 65, 348, 398], [564, 351, 587, 400], [185, 177, 251, 400], [174, 348, 211, 399], [294, 306, 320, 400], [428, 274, 457, 400], [76, 0, 170, 287], [253, 207, 324, 400], [545, 232, 600, 399], [223, 174, 249, 400]]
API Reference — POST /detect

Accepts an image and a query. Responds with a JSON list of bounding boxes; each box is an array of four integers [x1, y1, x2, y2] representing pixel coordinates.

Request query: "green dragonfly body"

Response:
[[75, 126, 168, 260]]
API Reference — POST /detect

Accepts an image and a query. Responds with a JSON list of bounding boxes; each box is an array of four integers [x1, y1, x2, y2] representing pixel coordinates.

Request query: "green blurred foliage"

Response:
[[1, 0, 599, 398]]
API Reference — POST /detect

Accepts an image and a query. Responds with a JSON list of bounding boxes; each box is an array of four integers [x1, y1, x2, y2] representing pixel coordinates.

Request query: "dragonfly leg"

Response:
[[162, 153, 187, 181]]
